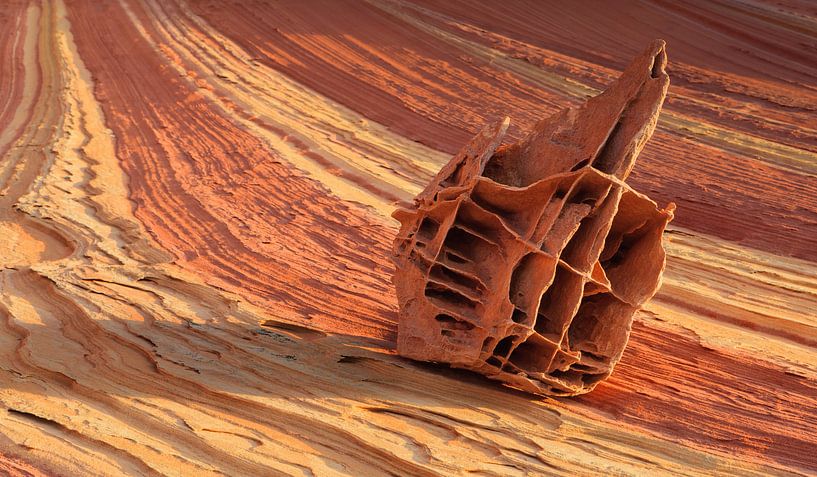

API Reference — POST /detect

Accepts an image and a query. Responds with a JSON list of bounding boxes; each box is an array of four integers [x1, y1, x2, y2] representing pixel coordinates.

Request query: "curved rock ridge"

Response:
[[394, 41, 674, 395]]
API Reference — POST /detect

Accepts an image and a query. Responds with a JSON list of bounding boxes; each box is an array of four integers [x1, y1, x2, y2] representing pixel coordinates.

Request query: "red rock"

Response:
[[392, 40, 675, 396]]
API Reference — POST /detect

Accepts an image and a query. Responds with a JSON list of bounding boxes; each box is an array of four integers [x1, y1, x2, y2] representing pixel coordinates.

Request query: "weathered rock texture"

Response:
[[4, 1, 817, 474], [393, 40, 675, 396]]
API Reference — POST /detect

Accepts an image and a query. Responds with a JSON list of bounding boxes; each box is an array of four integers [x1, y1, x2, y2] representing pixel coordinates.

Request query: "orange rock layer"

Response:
[[0, 1, 815, 475]]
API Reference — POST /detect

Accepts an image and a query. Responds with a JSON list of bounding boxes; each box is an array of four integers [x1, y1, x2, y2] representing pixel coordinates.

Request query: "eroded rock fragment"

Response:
[[392, 40, 675, 396]]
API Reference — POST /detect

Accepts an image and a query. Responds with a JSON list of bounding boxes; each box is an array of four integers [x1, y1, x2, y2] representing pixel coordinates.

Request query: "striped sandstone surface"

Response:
[[0, 0, 815, 476]]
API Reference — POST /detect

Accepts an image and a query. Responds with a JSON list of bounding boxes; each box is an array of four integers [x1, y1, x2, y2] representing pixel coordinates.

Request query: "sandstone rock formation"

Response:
[[3, 0, 817, 473], [392, 40, 675, 396]]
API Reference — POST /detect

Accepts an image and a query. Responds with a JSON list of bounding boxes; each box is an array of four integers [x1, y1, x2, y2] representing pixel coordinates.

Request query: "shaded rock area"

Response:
[[393, 40, 675, 396]]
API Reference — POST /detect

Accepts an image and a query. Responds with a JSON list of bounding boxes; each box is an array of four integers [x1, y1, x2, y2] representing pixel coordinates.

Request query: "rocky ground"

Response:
[[0, 1, 815, 475]]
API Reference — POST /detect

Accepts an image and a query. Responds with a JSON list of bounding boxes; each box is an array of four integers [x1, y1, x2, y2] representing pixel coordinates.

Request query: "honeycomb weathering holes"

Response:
[[392, 40, 674, 396]]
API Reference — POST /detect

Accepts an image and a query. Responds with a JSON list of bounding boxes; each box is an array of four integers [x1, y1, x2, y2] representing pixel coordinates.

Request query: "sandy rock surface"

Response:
[[0, 1, 815, 476]]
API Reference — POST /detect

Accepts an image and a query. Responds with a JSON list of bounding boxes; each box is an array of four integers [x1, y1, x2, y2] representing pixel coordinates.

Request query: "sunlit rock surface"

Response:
[[0, 1, 815, 475]]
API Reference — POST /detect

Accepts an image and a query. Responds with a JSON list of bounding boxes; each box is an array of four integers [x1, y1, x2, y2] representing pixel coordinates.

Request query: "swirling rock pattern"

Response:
[[394, 41, 674, 396], [0, 0, 815, 476]]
